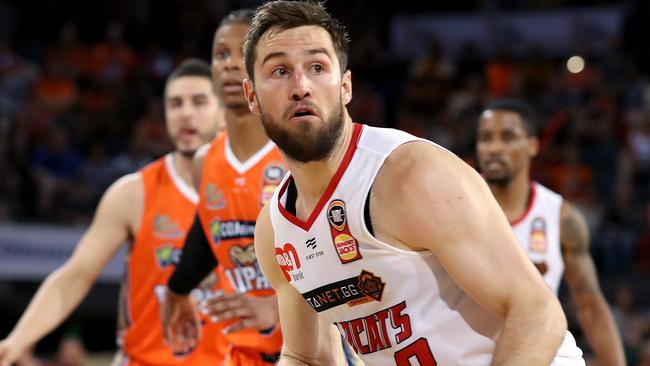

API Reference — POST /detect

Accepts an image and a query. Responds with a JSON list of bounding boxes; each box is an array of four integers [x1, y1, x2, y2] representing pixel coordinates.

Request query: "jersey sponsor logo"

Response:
[[275, 243, 303, 282], [260, 162, 285, 206], [529, 217, 547, 252], [209, 218, 256, 245], [223, 244, 271, 293], [304, 237, 324, 261], [205, 183, 226, 210], [210, 218, 221, 244], [224, 262, 272, 293], [154, 244, 183, 268], [358, 270, 385, 301], [302, 270, 385, 312], [306, 237, 317, 249], [153, 215, 185, 239], [229, 244, 257, 266], [234, 177, 246, 187], [327, 199, 362, 263]]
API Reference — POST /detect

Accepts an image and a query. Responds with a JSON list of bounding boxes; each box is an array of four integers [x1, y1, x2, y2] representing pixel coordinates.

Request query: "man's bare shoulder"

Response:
[[108, 172, 144, 200], [94, 172, 144, 230], [375, 140, 475, 202], [371, 140, 495, 251]]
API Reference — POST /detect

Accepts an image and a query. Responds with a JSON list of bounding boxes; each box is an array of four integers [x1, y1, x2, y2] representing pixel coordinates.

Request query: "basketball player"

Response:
[[476, 99, 625, 365], [160, 10, 284, 366], [0, 59, 224, 366], [245, 1, 585, 365]]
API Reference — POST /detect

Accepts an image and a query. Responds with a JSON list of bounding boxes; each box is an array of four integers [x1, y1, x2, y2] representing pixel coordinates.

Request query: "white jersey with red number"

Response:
[[511, 182, 565, 295], [269, 124, 584, 366]]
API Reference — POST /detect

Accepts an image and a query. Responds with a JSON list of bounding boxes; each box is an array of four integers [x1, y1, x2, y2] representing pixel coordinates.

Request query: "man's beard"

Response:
[[178, 148, 196, 158], [260, 102, 344, 163], [484, 172, 513, 188]]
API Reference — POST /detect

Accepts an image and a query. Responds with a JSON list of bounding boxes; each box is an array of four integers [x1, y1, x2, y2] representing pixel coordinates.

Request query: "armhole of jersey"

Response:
[[129, 171, 147, 247], [363, 187, 374, 236], [356, 139, 435, 257], [285, 177, 298, 216]]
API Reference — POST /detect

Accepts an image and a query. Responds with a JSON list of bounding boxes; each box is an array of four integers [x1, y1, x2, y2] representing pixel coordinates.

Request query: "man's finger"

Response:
[[222, 318, 249, 334], [202, 295, 243, 312], [211, 307, 254, 322]]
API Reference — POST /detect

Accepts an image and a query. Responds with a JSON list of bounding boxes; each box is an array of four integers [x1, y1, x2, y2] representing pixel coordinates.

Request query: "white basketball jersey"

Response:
[[269, 124, 583, 365], [511, 182, 564, 295]]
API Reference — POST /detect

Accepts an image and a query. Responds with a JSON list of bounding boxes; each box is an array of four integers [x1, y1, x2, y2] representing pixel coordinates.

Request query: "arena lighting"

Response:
[[567, 55, 585, 74]]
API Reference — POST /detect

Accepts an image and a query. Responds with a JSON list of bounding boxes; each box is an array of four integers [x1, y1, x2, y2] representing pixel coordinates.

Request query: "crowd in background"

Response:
[[1, 0, 650, 364]]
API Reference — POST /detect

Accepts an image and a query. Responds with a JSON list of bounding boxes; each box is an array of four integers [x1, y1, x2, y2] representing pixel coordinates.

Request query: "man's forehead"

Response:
[[215, 23, 249, 43], [166, 78, 212, 97], [258, 26, 334, 56], [480, 110, 525, 129]]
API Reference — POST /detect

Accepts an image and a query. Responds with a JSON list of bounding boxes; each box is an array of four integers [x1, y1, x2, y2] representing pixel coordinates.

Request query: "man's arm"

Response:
[[560, 201, 625, 366], [0, 174, 140, 366], [372, 142, 568, 366], [163, 214, 216, 353], [255, 205, 347, 365]]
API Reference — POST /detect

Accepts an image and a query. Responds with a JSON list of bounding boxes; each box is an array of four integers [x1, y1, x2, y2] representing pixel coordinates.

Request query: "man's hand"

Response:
[[199, 293, 278, 334], [0, 337, 26, 366], [160, 287, 201, 355]]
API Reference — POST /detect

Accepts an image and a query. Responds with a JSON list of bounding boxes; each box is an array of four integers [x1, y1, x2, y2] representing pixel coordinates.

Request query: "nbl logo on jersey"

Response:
[[327, 199, 361, 264], [530, 217, 547, 253], [260, 162, 285, 206]]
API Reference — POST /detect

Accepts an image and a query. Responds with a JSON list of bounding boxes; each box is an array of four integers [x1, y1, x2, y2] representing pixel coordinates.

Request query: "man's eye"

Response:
[[272, 68, 288, 77]]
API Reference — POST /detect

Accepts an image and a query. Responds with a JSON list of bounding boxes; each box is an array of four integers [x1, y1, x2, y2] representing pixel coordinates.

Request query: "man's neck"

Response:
[[489, 172, 532, 223], [288, 116, 354, 221], [225, 107, 269, 163], [171, 151, 194, 187]]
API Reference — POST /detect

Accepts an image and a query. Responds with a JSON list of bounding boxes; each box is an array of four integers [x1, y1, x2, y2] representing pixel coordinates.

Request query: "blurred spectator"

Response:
[[639, 338, 650, 366], [55, 337, 86, 366], [611, 285, 650, 364], [485, 46, 515, 98], [86, 21, 134, 84]]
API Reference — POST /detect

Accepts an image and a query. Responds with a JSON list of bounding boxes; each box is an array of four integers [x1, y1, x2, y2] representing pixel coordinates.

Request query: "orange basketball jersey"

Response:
[[197, 133, 285, 357], [117, 154, 226, 366]]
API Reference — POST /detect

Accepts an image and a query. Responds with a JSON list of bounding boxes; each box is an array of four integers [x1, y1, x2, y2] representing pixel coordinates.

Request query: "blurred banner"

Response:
[[0, 224, 126, 283], [390, 5, 622, 60]]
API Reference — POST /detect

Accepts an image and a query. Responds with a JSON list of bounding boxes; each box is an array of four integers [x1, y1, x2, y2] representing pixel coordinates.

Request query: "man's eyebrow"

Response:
[[308, 48, 331, 58], [261, 48, 332, 66], [261, 51, 287, 66]]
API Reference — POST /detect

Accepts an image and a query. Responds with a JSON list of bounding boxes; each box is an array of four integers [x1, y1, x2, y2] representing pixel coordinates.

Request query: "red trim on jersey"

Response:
[[278, 123, 364, 231], [510, 181, 537, 226]]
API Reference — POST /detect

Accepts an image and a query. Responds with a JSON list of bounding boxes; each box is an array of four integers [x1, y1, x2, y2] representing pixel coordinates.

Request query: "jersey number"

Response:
[[394, 338, 436, 366]]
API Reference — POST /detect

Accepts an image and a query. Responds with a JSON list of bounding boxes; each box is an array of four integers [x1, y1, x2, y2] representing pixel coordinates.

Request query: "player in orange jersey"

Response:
[[0, 59, 224, 366], [161, 10, 286, 366]]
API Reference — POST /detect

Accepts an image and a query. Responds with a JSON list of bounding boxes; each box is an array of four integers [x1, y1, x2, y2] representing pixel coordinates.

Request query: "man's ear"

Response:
[[528, 136, 539, 159], [243, 78, 260, 114], [341, 69, 352, 106]]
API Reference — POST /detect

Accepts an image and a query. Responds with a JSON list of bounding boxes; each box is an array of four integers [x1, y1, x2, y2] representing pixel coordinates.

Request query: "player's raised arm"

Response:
[[373, 141, 568, 365], [0, 173, 140, 366]]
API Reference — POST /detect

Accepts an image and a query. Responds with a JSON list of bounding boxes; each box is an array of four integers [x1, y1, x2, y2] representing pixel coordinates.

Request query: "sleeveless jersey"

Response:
[[269, 124, 584, 366], [511, 182, 564, 295], [118, 154, 225, 366], [197, 132, 285, 355]]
